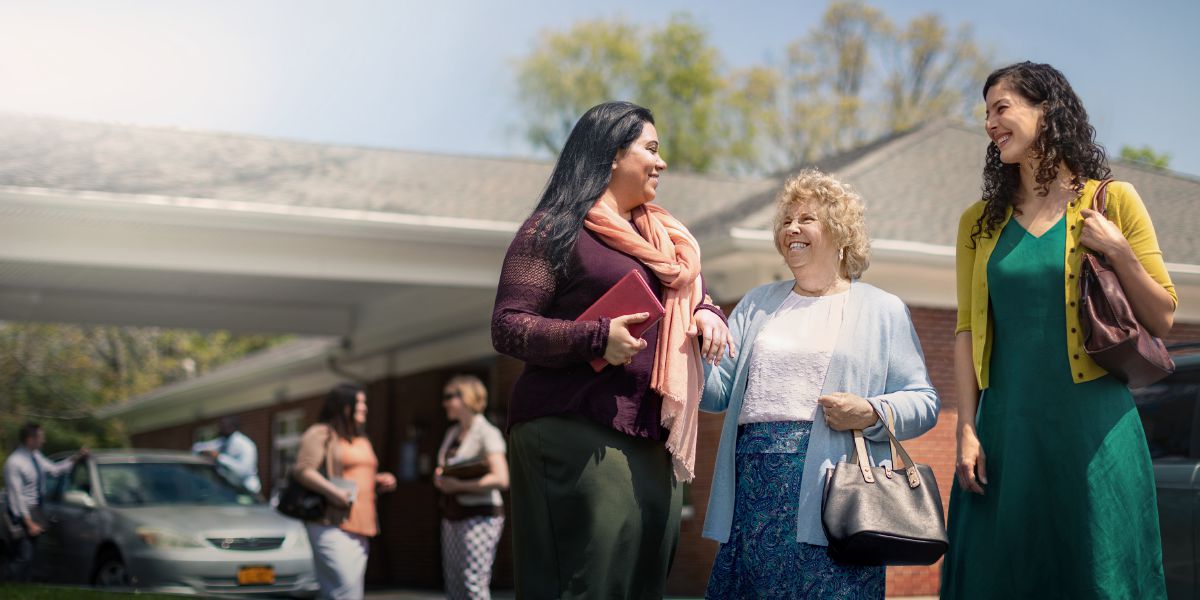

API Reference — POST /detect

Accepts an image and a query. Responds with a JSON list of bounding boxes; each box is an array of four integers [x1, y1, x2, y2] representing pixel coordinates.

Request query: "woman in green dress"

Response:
[[942, 61, 1176, 599]]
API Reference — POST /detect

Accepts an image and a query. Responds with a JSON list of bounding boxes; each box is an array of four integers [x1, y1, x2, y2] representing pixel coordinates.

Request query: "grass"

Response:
[[0, 584, 185, 600]]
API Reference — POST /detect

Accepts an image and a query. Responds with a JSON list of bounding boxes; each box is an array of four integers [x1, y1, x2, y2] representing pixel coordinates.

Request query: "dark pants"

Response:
[[3, 527, 37, 582]]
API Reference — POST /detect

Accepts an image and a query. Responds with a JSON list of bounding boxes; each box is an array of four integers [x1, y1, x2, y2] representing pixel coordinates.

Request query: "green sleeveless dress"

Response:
[[941, 216, 1166, 599]]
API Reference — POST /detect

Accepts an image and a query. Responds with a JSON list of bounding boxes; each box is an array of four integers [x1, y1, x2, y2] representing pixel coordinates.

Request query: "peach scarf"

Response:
[[584, 200, 705, 482]]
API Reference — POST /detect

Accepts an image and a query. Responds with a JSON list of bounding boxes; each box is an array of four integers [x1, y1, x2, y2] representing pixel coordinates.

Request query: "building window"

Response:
[[271, 409, 306, 494]]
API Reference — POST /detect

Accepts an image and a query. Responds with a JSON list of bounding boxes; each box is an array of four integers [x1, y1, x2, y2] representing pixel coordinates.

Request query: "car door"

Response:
[[41, 460, 105, 584], [30, 467, 67, 582], [1136, 376, 1200, 600]]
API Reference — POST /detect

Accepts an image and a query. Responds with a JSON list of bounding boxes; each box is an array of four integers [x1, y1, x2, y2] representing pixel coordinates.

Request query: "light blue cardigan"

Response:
[[700, 280, 940, 545]]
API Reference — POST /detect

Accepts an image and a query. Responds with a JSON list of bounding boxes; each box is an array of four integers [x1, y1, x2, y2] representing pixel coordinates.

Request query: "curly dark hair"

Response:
[[971, 61, 1111, 246]]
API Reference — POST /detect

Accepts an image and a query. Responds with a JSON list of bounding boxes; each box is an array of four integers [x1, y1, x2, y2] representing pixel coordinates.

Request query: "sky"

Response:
[[2, 0, 1198, 177]]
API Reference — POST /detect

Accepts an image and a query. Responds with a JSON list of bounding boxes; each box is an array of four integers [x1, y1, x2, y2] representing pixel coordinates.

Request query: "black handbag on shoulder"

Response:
[[821, 406, 947, 566], [276, 429, 336, 521], [276, 474, 326, 521]]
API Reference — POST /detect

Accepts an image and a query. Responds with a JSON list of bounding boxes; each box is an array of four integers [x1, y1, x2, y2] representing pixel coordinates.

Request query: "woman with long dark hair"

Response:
[[491, 100, 733, 597], [941, 62, 1174, 598], [294, 383, 397, 600]]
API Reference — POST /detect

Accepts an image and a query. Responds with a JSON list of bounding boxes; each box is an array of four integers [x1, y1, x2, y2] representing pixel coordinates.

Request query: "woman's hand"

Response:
[[433, 468, 468, 494], [956, 427, 988, 495], [604, 312, 650, 366], [1079, 208, 1134, 261], [817, 392, 878, 431], [375, 472, 397, 493], [327, 488, 353, 509], [691, 309, 736, 366]]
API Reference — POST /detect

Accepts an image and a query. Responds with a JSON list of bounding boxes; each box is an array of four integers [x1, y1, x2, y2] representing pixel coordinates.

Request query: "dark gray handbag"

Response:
[[821, 406, 947, 566]]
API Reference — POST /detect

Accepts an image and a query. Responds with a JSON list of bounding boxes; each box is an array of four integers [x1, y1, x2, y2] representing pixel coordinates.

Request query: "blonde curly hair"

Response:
[[772, 169, 870, 280], [444, 374, 488, 414]]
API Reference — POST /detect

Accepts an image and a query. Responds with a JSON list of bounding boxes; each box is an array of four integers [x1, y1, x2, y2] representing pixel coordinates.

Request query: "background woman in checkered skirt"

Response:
[[434, 375, 508, 600]]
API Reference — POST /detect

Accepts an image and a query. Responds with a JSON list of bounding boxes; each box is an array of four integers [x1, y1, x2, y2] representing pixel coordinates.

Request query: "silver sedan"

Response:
[[31, 449, 317, 597]]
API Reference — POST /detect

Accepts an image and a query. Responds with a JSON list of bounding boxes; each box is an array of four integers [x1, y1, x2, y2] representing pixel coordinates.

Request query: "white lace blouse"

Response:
[[737, 290, 848, 424]]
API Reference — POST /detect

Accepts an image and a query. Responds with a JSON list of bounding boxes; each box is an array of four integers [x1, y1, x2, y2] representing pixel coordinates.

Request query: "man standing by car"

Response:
[[2, 422, 86, 581], [192, 416, 261, 493]]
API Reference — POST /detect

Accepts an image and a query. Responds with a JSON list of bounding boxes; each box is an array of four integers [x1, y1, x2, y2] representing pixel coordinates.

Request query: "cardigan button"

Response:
[[1074, 354, 1080, 360], [1071, 327, 1077, 333], [1077, 372, 1084, 379], [1069, 274, 1075, 279], [1070, 301, 1076, 307], [1069, 248, 1076, 253]]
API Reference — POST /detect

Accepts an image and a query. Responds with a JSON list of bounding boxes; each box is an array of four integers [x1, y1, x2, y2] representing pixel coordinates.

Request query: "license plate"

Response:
[[237, 565, 275, 586]]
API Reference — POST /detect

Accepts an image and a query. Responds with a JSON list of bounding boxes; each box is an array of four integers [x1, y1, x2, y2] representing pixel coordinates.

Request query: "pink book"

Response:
[[576, 270, 665, 372]]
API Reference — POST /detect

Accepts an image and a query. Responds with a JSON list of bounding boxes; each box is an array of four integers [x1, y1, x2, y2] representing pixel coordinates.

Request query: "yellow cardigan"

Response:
[[955, 179, 1177, 389]]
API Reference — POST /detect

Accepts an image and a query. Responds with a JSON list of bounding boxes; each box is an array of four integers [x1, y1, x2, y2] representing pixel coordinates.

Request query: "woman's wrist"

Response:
[[956, 423, 977, 440], [1107, 243, 1141, 273], [693, 303, 727, 325]]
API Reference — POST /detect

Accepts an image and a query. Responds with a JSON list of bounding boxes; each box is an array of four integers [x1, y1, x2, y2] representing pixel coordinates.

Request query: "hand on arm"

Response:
[[691, 308, 736, 366]]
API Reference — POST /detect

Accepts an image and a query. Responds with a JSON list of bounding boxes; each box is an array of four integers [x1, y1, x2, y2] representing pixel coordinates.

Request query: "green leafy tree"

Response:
[[516, 13, 767, 174], [882, 14, 990, 132], [782, 0, 887, 162], [1120, 145, 1170, 170], [0, 323, 286, 462], [777, 1, 989, 165], [516, 18, 641, 154], [514, 1, 991, 174], [636, 14, 724, 173]]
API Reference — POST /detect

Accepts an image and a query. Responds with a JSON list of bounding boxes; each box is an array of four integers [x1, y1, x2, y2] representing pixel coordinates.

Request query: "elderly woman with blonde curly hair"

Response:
[[700, 170, 940, 598]]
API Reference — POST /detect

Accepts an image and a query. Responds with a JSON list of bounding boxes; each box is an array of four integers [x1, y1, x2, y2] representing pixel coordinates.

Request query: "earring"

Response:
[[839, 247, 845, 262]]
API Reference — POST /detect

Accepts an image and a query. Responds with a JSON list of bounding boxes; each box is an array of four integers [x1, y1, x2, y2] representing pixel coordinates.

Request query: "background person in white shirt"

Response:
[[2, 422, 86, 581], [192, 416, 261, 493]]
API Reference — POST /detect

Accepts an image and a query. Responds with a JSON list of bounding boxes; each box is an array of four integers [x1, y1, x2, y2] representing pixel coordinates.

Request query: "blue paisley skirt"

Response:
[[706, 421, 885, 600]]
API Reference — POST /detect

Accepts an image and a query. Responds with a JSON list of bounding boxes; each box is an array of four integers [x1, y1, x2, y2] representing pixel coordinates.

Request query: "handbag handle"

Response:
[[849, 404, 922, 489], [1089, 178, 1113, 217], [1081, 178, 1115, 261]]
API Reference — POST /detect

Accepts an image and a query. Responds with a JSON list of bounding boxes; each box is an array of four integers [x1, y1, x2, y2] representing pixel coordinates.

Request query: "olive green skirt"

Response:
[[508, 414, 682, 599]]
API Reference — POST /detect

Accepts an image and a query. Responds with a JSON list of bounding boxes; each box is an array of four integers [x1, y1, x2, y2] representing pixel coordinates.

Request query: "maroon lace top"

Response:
[[491, 214, 725, 440]]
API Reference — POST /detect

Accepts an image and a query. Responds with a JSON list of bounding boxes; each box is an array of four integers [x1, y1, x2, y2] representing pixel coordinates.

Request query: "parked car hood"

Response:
[[112, 504, 304, 536]]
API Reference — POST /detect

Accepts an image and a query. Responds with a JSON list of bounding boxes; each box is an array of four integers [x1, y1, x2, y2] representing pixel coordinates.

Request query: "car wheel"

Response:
[[92, 549, 130, 588]]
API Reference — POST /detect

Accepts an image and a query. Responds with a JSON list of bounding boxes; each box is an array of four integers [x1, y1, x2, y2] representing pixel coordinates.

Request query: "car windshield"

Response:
[[98, 462, 261, 507]]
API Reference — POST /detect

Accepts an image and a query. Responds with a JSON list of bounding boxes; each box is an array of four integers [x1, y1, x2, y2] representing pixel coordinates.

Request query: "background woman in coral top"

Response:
[[294, 383, 397, 600], [491, 101, 733, 598]]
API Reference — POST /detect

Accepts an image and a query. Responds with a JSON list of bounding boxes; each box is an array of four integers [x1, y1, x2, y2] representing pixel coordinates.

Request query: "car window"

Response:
[[1135, 380, 1200, 459], [44, 472, 66, 503], [97, 462, 260, 507], [64, 462, 92, 495]]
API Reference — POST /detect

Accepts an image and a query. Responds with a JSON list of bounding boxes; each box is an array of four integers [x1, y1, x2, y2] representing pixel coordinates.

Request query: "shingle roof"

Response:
[[2, 114, 1194, 263], [0, 113, 777, 227], [731, 120, 1200, 264]]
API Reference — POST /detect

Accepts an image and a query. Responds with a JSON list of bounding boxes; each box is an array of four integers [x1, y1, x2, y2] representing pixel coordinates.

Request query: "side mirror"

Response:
[[63, 490, 97, 509]]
